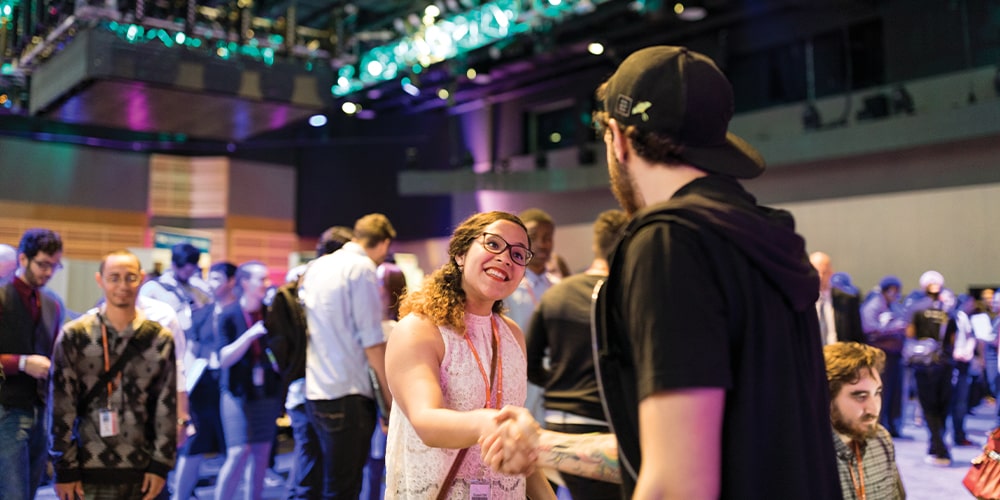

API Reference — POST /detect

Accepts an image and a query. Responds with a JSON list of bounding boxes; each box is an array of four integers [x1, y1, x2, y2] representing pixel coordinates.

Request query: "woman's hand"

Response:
[[479, 405, 540, 476]]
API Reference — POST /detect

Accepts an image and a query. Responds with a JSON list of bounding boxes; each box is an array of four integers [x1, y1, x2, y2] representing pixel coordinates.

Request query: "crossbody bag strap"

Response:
[[75, 323, 154, 415], [436, 320, 502, 500]]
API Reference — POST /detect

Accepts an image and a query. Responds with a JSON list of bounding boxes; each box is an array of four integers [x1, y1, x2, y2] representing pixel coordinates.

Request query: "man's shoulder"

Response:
[[61, 313, 99, 339]]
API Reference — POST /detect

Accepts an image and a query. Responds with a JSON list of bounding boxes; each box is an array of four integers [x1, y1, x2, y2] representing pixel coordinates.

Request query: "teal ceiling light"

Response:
[[332, 0, 610, 98]]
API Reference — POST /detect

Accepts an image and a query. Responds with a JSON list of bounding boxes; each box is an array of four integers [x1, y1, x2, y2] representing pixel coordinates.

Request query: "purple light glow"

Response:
[[269, 105, 290, 130], [475, 190, 524, 214], [459, 112, 488, 173], [126, 85, 152, 130], [233, 101, 251, 140]]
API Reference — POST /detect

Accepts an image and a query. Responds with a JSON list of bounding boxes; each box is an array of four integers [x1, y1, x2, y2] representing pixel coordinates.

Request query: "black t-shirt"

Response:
[[595, 175, 841, 499], [526, 272, 607, 421]]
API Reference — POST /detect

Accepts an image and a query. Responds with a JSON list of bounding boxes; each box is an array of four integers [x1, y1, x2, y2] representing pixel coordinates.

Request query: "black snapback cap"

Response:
[[603, 45, 765, 179]]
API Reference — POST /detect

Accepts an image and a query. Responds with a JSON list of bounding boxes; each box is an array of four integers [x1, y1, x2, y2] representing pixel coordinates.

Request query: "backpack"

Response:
[[264, 281, 309, 386]]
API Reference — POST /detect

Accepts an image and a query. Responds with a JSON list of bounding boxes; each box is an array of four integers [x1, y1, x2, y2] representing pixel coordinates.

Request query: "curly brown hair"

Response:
[[399, 211, 528, 333], [823, 341, 886, 402], [593, 82, 687, 165]]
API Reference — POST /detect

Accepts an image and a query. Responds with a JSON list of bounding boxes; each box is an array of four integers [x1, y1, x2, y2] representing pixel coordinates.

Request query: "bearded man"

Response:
[[824, 342, 905, 500]]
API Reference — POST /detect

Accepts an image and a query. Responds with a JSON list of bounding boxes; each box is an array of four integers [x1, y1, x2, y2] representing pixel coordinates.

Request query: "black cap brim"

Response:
[[679, 131, 766, 179]]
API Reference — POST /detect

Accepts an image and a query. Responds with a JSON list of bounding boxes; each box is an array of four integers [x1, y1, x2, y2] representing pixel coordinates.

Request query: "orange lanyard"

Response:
[[464, 315, 504, 408], [847, 441, 866, 500], [100, 321, 120, 409]]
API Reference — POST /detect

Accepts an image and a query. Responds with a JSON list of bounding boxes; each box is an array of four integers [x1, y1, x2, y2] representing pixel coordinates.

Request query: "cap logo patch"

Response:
[[632, 101, 652, 122], [614, 95, 633, 118]]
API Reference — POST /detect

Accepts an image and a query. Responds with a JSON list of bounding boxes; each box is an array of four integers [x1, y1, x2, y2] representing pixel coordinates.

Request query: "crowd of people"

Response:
[[2, 43, 997, 500]]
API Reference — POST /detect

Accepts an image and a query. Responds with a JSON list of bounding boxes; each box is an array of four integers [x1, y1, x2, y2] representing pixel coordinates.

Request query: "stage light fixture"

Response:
[[587, 42, 604, 55], [308, 114, 328, 127]]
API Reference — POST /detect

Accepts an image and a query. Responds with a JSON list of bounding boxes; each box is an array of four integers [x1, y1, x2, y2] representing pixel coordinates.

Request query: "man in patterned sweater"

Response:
[[50, 250, 176, 500]]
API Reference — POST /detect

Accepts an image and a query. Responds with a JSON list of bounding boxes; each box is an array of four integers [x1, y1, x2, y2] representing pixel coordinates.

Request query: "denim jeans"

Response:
[[306, 396, 376, 499], [287, 403, 323, 500], [0, 404, 48, 500]]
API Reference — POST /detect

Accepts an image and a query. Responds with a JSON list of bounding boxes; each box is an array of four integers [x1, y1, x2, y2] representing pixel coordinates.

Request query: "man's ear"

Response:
[[608, 119, 628, 165]]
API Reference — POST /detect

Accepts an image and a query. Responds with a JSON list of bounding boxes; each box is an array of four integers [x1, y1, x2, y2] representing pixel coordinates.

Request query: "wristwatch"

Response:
[[18, 355, 27, 372]]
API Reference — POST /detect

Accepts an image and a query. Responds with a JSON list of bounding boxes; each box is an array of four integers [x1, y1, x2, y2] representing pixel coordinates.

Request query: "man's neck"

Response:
[[584, 259, 609, 276], [15, 273, 36, 290], [104, 304, 137, 332], [527, 264, 546, 276], [633, 157, 708, 208]]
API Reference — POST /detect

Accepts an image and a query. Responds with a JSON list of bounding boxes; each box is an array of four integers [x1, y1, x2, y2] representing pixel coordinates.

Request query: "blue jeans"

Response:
[[0, 404, 48, 500], [306, 396, 376, 499], [287, 403, 322, 500]]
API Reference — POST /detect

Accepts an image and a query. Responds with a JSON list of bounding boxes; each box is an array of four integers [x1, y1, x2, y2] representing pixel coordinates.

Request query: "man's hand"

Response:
[[141, 473, 166, 500], [479, 405, 540, 476], [23, 355, 51, 379], [54, 481, 83, 500]]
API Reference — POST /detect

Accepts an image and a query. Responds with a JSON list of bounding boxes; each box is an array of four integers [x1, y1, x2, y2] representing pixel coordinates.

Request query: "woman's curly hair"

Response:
[[399, 211, 528, 334]]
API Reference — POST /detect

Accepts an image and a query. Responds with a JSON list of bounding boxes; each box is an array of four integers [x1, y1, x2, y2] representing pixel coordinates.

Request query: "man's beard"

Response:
[[608, 152, 642, 216], [831, 403, 879, 442], [23, 266, 47, 288]]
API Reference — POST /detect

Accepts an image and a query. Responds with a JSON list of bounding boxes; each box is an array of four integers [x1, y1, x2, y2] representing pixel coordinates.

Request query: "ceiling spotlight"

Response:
[[466, 68, 477, 79], [587, 42, 604, 55], [367, 60, 383, 76], [437, 88, 450, 100], [674, 3, 707, 21], [342, 102, 359, 115], [425, 4, 441, 18], [308, 114, 328, 127], [402, 77, 420, 96]]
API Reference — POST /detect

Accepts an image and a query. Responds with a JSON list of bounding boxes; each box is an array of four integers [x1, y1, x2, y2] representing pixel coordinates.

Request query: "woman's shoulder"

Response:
[[395, 313, 444, 338]]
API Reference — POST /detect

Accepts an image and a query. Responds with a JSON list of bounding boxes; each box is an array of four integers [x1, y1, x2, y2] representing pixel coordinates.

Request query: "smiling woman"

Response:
[[383, 211, 556, 500]]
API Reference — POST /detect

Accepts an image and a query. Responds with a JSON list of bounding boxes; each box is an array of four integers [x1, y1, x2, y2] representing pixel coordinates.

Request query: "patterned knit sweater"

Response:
[[49, 309, 176, 484]]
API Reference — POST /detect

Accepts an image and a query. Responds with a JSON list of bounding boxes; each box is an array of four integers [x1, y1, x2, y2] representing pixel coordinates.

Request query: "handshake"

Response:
[[478, 406, 622, 484]]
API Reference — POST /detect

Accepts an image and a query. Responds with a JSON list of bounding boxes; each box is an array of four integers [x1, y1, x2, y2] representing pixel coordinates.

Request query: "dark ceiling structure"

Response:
[[0, 0, 888, 152]]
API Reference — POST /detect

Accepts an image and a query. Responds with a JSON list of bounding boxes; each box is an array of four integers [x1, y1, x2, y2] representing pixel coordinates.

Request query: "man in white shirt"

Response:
[[299, 214, 396, 498]]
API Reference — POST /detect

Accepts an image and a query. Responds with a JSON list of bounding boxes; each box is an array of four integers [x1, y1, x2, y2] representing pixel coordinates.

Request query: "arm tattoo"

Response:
[[537, 432, 621, 484]]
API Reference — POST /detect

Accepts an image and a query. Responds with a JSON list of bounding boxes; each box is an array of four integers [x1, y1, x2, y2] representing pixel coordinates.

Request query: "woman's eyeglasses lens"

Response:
[[481, 233, 533, 266]]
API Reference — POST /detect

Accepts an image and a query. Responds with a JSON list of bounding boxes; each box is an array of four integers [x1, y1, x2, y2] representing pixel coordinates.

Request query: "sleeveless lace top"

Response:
[[385, 312, 527, 499]]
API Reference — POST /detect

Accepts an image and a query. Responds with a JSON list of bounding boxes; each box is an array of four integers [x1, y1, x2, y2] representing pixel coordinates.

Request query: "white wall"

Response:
[[781, 183, 1000, 295]]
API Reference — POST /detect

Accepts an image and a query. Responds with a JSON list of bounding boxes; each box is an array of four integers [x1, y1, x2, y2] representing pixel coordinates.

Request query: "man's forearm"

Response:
[[537, 431, 621, 484]]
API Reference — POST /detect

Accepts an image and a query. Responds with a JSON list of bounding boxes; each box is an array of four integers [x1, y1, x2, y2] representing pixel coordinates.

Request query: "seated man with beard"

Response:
[[824, 342, 905, 500]]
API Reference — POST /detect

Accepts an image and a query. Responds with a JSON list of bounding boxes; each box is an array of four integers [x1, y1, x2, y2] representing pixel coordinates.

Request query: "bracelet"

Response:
[[18, 355, 26, 372]]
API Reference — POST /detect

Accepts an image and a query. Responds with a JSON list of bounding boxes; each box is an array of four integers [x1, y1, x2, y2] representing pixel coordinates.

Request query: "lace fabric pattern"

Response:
[[385, 312, 527, 499]]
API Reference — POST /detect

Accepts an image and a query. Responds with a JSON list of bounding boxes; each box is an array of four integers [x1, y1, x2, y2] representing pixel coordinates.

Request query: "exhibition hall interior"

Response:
[[0, 1, 999, 497]]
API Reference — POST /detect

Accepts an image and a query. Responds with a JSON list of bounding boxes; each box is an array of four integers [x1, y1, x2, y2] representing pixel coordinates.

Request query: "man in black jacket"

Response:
[[0, 228, 63, 500], [811, 251, 865, 345]]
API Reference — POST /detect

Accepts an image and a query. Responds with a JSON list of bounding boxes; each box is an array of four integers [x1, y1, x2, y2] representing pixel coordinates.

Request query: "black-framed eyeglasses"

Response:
[[480, 232, 533, 267], [31, 258, 62, 273]]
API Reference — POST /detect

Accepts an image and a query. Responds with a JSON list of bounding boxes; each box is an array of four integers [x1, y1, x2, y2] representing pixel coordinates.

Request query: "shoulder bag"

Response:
[[965, 427, 1000, 499]]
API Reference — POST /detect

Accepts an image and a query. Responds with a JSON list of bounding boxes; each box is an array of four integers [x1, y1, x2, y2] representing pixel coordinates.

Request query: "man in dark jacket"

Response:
[[0, 228, 64, 500], [810, 251, 865, 346], [481, 45, 841, 500], [590, 46, 840, 499]]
